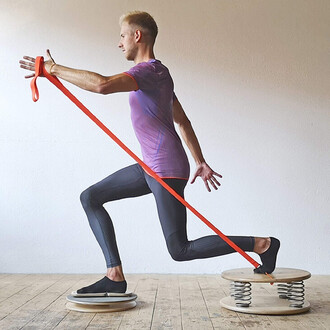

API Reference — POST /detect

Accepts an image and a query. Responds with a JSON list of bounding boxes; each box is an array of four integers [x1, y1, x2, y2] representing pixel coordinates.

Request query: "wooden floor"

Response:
[[0, 273, 329, 329]]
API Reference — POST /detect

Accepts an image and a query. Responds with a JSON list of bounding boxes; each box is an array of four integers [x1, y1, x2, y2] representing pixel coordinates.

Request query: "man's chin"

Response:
[[125, 55, 134, 61]]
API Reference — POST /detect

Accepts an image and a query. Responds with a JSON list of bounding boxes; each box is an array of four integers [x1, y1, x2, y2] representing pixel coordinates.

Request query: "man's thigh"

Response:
[[145, 175, 188, 238], [87, 163, 151, 204]]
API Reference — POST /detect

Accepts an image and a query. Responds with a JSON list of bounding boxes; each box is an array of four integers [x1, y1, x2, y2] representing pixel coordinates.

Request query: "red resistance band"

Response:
[[30, 56, 260, 269]]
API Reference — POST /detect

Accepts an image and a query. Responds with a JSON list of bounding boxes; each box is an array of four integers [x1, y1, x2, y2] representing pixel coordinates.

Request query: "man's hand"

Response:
[[19, 49, 55, 78], [191, 162, 222, 192]]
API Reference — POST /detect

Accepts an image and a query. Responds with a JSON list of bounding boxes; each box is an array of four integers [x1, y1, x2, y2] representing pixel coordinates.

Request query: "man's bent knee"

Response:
[[169, 249, 186, 262], [166, 235, 188, 262], [80, 187, 99, 208]]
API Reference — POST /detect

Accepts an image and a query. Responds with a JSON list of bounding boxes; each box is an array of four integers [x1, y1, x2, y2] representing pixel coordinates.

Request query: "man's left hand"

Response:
[[19, 49, 55, 79], [191, 162, 222, 192]]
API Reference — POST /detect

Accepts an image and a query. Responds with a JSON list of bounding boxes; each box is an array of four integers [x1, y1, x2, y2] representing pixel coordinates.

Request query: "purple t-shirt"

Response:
[[125, 59, 190, 179]]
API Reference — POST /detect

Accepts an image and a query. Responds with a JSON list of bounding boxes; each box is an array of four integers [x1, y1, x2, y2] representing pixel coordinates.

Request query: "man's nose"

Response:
[[118, 41, 122, 48]]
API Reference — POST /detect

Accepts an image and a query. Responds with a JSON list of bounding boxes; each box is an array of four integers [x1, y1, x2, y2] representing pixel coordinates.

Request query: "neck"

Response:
[[133, 45, 155, 64]]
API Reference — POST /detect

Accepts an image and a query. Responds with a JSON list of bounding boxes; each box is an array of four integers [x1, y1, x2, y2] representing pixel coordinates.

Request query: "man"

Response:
[[20, 11, 279, 294]]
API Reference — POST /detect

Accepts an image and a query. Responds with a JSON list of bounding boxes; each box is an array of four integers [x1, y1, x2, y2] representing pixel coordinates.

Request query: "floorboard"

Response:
[[0, 273, 328, 329]]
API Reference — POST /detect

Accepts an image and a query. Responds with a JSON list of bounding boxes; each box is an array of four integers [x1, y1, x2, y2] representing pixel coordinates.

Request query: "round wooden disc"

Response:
[[66, 301, 137, 313], [66, 294, 137, 305], [71, 291, 134, 298], [220, 296, 310, 315], [221, 268, 311, 283]]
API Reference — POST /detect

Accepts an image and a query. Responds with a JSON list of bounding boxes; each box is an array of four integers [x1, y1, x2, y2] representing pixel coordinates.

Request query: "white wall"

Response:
[[1, 0, 329, 275]]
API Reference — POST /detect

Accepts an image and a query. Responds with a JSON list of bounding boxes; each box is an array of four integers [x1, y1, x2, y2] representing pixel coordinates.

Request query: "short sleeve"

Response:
[[125, 62, 156, 91]]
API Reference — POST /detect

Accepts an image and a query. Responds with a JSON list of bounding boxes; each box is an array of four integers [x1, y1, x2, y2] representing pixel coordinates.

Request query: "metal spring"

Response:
[[230, 281, 252, 307], [277, 281, 305, 308]]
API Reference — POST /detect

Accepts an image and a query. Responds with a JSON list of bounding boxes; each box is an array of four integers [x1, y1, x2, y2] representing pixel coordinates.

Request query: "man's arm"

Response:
[[50, 65, 137, 94], [173, 97, 222, 191], [19, 50, 137, 94]]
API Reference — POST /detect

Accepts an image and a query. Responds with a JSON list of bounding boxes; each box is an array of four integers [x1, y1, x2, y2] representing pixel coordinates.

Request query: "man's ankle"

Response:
[[254, 237, 271, 254], [106, 274, 125, 282], [106, 266, 125, 282]]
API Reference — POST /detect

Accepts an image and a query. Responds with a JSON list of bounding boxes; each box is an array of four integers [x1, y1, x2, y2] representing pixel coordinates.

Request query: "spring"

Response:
[[230, 281, 252, 307], [277, 283, 291, 299], [277, 281, 305, 308]]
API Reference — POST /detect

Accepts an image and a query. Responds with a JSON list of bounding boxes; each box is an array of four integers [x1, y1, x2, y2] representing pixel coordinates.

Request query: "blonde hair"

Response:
[[119, 11, 158, 45]]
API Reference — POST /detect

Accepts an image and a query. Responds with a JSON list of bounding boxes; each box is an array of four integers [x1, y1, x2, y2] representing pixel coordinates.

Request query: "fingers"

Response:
[[209, 177, 219, 190], [191, 164, 222, 191], [19, 55, 36, 68], [19, 57, 35, 79], [19, 62, 35, 71], [22, 56, 35, 62], [20, 56, 35, 68], [25, 73, 35, 79], [194, 176, 219, 192], [205, 176, 220, 191], [46, 49, 55, 63], [203, 180, 211, 192], [211, 175, 221, 187], [190, 173, 198, 184]]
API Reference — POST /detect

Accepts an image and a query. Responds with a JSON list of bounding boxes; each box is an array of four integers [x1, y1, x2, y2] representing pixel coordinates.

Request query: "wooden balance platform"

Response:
[[220, 267, 311, 315], [66, 292, 138, 313]]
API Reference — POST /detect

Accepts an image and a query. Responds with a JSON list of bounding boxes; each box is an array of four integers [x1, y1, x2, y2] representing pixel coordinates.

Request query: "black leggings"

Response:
[[80, 163, 255, 268]]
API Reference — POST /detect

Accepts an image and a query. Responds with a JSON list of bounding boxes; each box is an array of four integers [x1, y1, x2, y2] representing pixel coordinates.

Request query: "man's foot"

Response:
[[77, 276, 127, 294], [254, 237, 280, 274]]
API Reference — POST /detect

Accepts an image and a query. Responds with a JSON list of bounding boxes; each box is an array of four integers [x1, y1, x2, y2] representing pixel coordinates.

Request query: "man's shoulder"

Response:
[[126, 59, 173, 90], [128, 60, 154, 75], [128, 59, 171, 78], [132, 59, 167, 70]]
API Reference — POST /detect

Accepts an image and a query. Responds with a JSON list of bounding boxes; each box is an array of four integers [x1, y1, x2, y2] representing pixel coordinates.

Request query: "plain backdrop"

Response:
[[1, 0, 329, 275]]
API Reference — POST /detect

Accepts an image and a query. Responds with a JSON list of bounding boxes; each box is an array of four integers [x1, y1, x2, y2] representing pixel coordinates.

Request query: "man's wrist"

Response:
[[49, 63, 56, 75], [195, 159, 206, 166]]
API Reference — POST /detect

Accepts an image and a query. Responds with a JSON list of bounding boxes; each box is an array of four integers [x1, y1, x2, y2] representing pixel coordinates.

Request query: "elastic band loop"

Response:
[[30, 56, 44, 102]]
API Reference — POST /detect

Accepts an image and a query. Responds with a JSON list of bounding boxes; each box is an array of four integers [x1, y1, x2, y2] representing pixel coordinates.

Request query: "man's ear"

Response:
[[134, 29, 142, 43]]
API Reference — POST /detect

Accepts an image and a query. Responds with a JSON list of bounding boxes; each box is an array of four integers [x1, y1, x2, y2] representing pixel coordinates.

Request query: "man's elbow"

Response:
[[178, 117, 192, 130], [96, 78, 113, 95]]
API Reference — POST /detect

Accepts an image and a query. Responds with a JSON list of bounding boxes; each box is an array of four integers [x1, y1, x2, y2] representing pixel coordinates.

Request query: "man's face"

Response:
[[118, 22, 137, 61]]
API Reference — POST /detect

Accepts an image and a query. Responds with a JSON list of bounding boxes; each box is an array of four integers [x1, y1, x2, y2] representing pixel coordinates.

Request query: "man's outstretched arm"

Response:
[[19, 50, 137, 94], [173, 97, 222, 191], [50, 65, 137, 94]]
